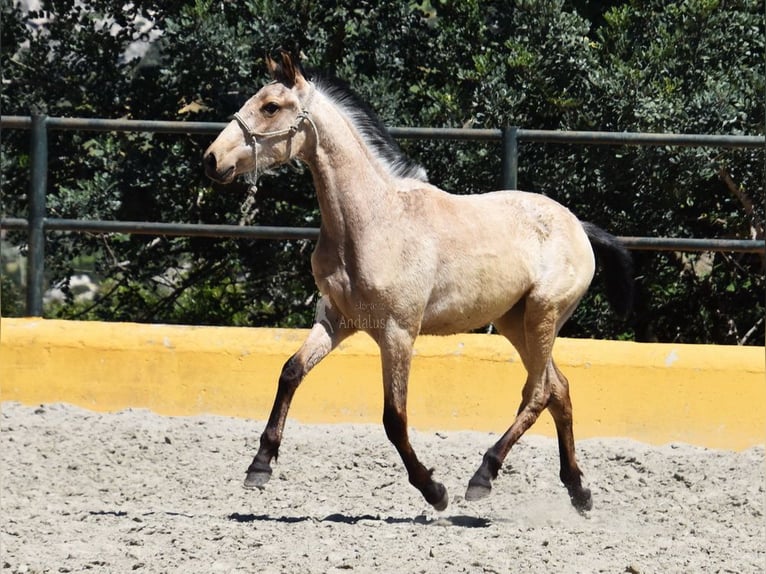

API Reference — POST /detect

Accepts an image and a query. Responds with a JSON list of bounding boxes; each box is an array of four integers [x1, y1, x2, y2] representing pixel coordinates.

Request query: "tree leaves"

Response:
[[1, 0, 762, 344]]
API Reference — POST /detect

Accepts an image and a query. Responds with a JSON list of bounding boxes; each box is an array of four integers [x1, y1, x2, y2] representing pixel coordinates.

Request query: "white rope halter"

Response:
[[232, 86, 318, 225]]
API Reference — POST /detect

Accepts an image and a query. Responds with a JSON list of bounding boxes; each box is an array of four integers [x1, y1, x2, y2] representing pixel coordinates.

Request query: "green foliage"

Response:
[[0, 271, 25, 317], [1, 0, 762, 345]]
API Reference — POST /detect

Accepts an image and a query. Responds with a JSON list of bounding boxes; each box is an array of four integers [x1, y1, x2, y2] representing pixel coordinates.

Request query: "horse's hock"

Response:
[[1, 318, 763, 451]]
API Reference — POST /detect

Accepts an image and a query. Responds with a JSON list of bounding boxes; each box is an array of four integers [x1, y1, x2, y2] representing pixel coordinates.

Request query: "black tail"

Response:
[[581, 222, 634, 319]]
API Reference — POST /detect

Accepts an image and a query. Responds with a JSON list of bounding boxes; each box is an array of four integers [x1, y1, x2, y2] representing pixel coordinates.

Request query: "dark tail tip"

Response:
[[581, 222, 634, 319]]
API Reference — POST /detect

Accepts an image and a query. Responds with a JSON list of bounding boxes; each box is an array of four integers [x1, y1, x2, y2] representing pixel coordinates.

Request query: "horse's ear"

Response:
[[265, 53, 279, 79], [279, 50, 307, 87], [265, 49, 306, 88]]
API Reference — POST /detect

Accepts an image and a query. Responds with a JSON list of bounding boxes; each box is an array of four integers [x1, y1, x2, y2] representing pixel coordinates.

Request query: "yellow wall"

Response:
[[1, 318, 764, 450]]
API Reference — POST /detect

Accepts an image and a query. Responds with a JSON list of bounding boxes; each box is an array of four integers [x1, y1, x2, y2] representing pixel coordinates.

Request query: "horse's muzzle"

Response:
[[203, 151, 234, 183]]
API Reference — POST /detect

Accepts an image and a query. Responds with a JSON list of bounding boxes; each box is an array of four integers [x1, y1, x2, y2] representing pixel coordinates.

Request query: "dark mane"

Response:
[[309, 73, 428, 182]]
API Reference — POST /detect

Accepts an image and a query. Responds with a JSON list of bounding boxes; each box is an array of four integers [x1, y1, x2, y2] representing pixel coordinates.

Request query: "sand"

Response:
[[1, 402, 764, 573]]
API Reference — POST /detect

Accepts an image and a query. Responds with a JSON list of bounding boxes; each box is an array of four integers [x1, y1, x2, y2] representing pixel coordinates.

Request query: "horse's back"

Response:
[[407, 187, 595, 334], [405, 186, 592, 265]]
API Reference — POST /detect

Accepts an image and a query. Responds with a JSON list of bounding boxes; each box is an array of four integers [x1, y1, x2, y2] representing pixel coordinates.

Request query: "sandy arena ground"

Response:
[[1, 401, 764, 573]]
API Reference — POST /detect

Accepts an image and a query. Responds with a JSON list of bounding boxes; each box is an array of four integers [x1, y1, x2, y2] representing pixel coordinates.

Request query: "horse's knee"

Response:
[[279, 355, 303, 389], [382, 406, 406, 444]]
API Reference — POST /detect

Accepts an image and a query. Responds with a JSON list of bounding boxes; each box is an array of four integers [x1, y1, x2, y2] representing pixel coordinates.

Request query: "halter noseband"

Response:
[[232, 86, 318, 223]]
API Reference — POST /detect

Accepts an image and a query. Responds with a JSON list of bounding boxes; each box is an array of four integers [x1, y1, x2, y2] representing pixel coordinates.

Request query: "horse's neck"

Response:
[[303, 99, 394, 239]]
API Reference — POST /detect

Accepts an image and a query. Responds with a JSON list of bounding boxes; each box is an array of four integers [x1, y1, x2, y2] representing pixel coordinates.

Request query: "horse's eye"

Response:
[[262, 102, 280, 115]]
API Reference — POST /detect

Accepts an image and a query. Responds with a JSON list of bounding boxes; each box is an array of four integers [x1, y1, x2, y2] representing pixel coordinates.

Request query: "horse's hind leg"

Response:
[[466, 300, 592, 512], [244, 297, 354, 489], [466, 301, 553, 502], [548, 361, 592, 511]]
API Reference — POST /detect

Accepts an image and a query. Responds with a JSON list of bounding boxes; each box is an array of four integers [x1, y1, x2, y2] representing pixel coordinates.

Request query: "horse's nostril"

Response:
[[204, 152, 217, 173]]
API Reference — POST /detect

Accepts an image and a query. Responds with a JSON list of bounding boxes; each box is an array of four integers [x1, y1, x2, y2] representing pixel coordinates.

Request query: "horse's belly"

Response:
[[420, 303, 518, 335], [420, 312, 497, 335], [419, 278, 527, 335]]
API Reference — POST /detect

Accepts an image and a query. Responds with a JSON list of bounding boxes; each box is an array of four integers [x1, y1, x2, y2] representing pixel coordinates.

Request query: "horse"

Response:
[[203, 50, 633, 513]]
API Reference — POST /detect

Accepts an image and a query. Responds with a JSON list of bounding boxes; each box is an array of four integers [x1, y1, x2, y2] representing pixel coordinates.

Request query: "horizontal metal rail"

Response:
[[1, 113, 763, 316], [0, 217, 319, 241], [1, 115, 227, 135], [1, 217, 763, 253], [618, 236, 763, 253], [3, 115, 763, 147], [515, 129, 764, 148]]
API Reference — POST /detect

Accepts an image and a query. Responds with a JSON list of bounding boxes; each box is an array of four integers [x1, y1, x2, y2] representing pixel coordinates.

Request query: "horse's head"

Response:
[[204, 51, 315, 185]]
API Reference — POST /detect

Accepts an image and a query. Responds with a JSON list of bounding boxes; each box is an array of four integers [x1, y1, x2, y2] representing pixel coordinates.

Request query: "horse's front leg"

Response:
[[378, 324, 449, 511], [245, 297, 354, 489]]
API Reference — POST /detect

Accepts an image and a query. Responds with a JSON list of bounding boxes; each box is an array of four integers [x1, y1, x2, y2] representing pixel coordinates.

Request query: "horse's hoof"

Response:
[[244, 469, 272, 490], [422, 480, 448, 511], [569, 487, 593, 513], [465, 472, 492, 502], [425, 481, 449, 511], [464, 483, 491, 502]]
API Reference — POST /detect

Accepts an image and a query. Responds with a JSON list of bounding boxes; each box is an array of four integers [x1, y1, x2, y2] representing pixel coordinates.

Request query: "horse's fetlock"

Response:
[[259, 429, 281, 459], [483, 451, 503, 479], [560, 469, 578, 486], [406, 464, 437, 492]]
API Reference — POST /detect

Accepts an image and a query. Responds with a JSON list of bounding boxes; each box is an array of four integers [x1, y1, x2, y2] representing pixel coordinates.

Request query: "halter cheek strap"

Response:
[[232, 86, 318, 225], [233, 108, 316, 140]]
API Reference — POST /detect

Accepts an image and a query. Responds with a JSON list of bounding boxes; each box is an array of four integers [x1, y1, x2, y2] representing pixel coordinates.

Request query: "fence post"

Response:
[[501, 126, 518, 190], [27, 113, 47, 316]]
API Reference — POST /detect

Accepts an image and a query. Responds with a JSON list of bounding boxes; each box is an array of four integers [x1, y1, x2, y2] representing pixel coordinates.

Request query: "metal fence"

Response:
[[0, 114, 764, 316]]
